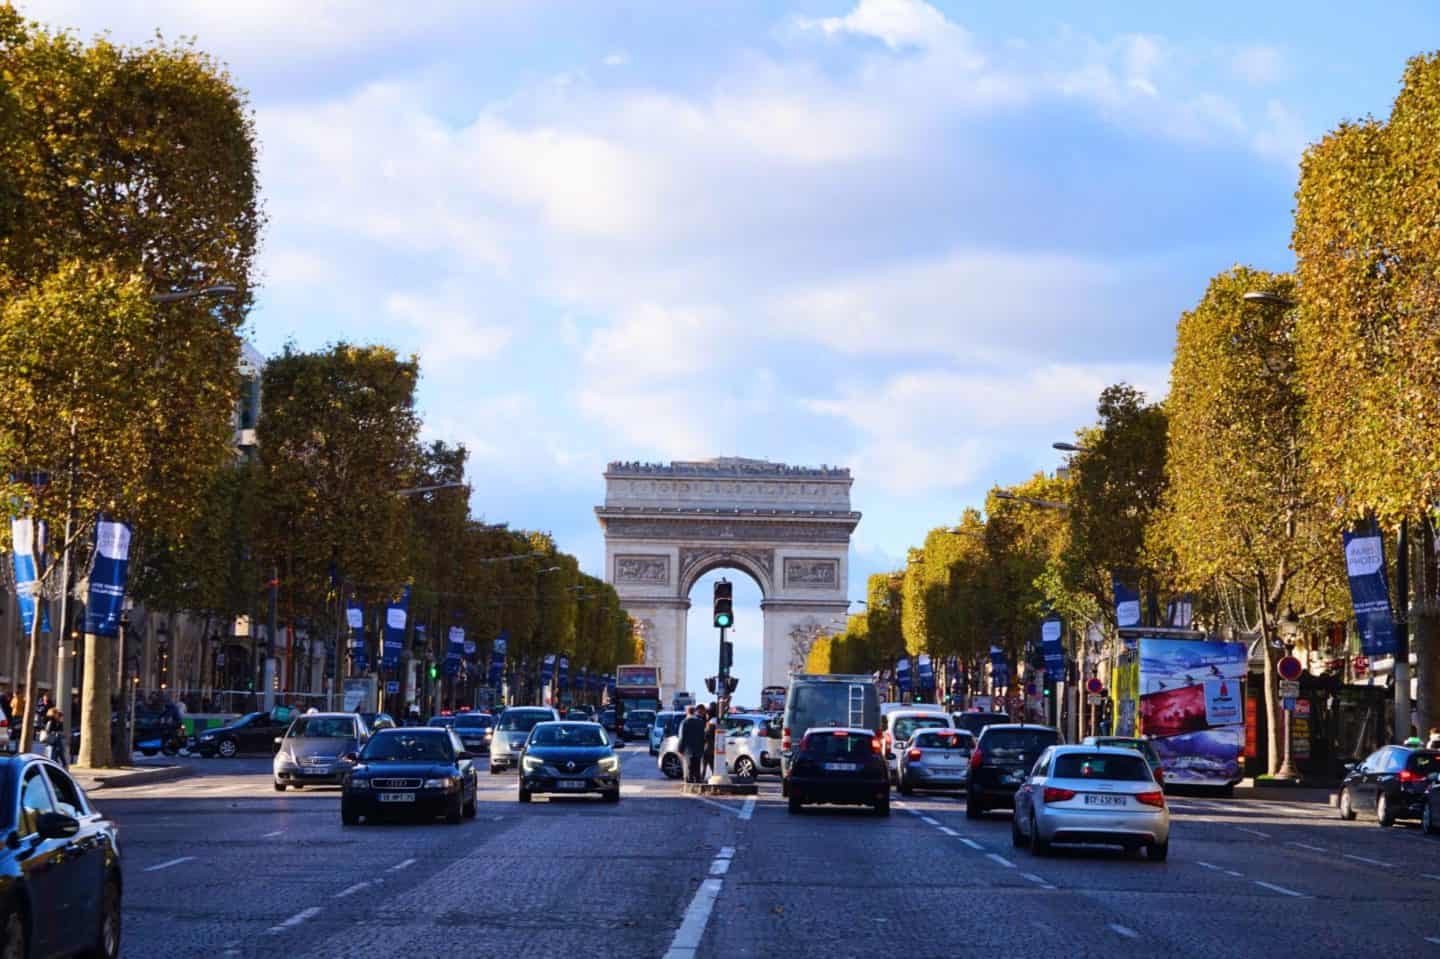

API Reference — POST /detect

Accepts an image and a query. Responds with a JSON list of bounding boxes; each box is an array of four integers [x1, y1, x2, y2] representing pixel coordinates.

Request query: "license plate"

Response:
[[1084, 794, 1126, 806], [824, 762, 857, 771], [557, 780, 586, 790], [379, 792, 415, 803]]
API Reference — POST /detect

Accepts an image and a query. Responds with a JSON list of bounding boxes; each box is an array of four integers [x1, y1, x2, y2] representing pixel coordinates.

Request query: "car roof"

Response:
[[293, 712, 357, 720], [534, 720, 602, 728], [1049, 744, 1143, 757], [913, 727, 972, 737], [978, 723, 1059, 735], [802, 726, 875, 736], [372, 726, 448, 736]]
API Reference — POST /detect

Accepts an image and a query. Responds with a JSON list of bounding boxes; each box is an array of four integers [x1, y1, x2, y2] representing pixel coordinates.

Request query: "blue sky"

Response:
[[22, 0, 1440, 698]]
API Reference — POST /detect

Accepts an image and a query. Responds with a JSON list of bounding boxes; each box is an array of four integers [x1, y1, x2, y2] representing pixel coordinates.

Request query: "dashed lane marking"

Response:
[[1343, 853, 1393, 867], [920, 816, 940, 826], [144, 856, 196, 872], [1109, 924, 1139, 939], [1253, 880, 1307, 898], [1224, 870, 1244, 878], [1195, 861, 1222, 871], [695, 796, 748, 817], [709, 859, 731, 876], [939, 826, 959, 837], [663, 878, 724, 959], [1236, 827, 1271, 839], [740, 797, 755, 821], [1287, 842, 1325, 852], [1020, 872, 1056, 890], [986, 853, 1015, 869], [334, 882, 371, 899], [262, 830, 284, 838], [1424, 874, 1440, 882], [268, 906, 321, 934], [959, 838, 982, 850], [717, 846, 735, 859], [387, 858, 416, 872], [1425, 936, 1440, 945]]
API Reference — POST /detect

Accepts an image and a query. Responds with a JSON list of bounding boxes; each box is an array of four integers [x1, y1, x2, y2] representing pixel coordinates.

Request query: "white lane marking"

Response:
[[662, 878, 724, 959], [144, 856, 196, 872], [1287, 842, 1325, 852], [268, 906, 321, 934], [1195, 861, 1222, 871], [1253, 880, 1307, 898], [1224, 870, 1244, 878], [709, 859, 731, 876], [387, 858, 416, 872], [1343, 853, 1393, 867], [959, 838, 982, 850], [920, 816, 940, 826], [695, 796, 746, 817], [939, 826, 959, 837], [717, 846, 735, 859], [1020, 872, 1056, 890], [1424, 874, 1440, 882], [986, 853, 1015, 869], [1426, 936, 1440, 945], [1109, 924, 1138, 939], [262, 830, 284, 838], [739, 797, 755, 821], [1236, 827, 1271, 839], [906, 808, 924, 816], [334, 882, 371, 899]]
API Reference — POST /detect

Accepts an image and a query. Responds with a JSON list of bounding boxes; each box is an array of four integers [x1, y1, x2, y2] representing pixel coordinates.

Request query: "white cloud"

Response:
[[385, 291, 512, 366], [803, 0, 978, 61], [1231, 45, 1286, 86]]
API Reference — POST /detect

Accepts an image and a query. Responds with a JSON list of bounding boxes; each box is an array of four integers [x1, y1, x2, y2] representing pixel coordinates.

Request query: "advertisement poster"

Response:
[[1137, 637, 1247, 786]]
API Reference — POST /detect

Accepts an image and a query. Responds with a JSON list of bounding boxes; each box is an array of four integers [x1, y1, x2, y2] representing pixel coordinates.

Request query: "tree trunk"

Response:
[[17, 602, 45, 753], [1416, 517, 1440, 741], [77, 631, 113, 768]]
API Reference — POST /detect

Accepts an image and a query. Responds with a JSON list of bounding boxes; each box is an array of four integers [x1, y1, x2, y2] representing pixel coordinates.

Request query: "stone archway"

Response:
[[596, 457, 861, 704]]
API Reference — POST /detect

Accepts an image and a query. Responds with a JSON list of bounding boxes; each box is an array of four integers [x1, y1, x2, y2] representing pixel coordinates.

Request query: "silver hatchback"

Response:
[[897, 728, 973, 795], [489, 707, 559, 773], [1012, 745, 1170, 860]]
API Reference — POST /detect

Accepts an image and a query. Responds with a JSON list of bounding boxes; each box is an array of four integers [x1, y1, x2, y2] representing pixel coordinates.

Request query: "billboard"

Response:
[[615, 665, 660, 689], [1137, 637, 1247, 787]]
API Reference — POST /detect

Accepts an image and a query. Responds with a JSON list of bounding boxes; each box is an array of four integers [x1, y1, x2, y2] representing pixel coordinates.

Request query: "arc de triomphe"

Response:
[[596, 458, 860, 704]]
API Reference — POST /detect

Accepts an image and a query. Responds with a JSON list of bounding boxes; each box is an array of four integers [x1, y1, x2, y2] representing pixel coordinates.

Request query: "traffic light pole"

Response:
[[717, 626, 728, 722]]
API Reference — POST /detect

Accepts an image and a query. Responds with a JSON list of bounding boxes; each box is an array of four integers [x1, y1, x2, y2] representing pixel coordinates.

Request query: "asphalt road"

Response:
[[94, 751, 1440, 959]]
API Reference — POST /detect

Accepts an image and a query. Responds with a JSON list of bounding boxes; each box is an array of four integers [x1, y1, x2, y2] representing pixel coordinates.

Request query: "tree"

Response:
[[982, 473, 1071, 666], [1161, 266, 1343, 776]]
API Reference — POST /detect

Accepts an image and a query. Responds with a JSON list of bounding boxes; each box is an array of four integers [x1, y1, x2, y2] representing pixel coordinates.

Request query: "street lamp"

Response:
[[1242, 291, 1294, 308], [993, 490, 1071, 512], [1052, 442, 1091, 453], [149, 284, 239, 304]]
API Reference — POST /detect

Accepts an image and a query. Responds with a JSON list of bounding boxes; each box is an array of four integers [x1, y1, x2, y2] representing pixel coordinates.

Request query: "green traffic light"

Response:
[[716, 613, 732, 628], [428, 665, 438, 679]]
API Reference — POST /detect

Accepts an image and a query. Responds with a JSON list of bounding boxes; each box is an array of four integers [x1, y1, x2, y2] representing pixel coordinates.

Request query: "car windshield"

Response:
[[982, 729, 1060, 758], [1053, 752, 1153, 781], [528, 724, 607, 747], [913, 731, 971, 750], [802, 731, 874, 758], [893, 716, 950, 740], [287, 717, 355, 738], [627, 710, 655, 724], [428, 716, 455, 727], [361, 733, 453, 763], [454, 714, 492, 729], [497, 710, 551, 732]]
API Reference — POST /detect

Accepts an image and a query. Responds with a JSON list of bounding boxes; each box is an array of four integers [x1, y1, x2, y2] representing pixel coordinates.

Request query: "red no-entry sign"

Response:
[[1085, 677, 1104, 695], [1277, 655, 1303, 682]]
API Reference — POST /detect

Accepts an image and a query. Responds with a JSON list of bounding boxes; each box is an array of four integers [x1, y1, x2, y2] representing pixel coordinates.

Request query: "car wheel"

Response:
[[965, 790, 983, 819], [341, 802, 360, 826], [217, 738, 238, 758], [897, 774, 913, 796], [1424, 803, 1437, 836], [446, 797, 463, 824], [661, 754, 683, 780], [1011, 813, 1027, 848], [874, 796, 890, 816], [733, 756, 756, 779], [604, 789, 621, 803], [273, 782, 286, 792], [788, 795, 803, 814], [1029, 814, 1050, 856], [1147, 841, 1169, 862], [518, 787, 532, 803], [1338, 787, 1356, 821], [140, 749, 158, 757], [3, 902, 27, 959], [1377, 793, 1394, 828], [82, 875, 121, 959]]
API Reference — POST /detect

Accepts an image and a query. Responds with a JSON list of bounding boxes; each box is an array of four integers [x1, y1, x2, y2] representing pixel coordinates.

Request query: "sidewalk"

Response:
[[70, 755, 195, 791], [1231, 777, 1336, 806]]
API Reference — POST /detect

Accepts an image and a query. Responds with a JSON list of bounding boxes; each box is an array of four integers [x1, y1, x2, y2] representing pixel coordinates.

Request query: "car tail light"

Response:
[[1043, 787, 1076, 803], [782, 726, 791, 751], [871, 736, 883, 754], [797, 734, 810, 752], [1153, 767, 1164, 784], [0, 717, 7, 728], [1136, 791, 1165, 808], [970, 748, 982, 770], [1399, 769, 1424, 784], [907, 748, 923, 761]]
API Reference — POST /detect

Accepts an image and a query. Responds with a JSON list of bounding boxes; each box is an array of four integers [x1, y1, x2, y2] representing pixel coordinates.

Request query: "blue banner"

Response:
[[1112, 577, 1141, 627], [84, 518, 130, 638], [488, 632, 507, 686], [346, 601, 367, 671], [1041, 616, 1065, 673], [1343, 529, 1397, 658], [990, 645, 1010, 688], [10, 516, 51, 637], [444, 626, 464, 677], [916, 654, 934, 690], [382, 587, 408, 668], [541, 653, 555, 684], [558, 655, 569, 688], [895, 656, 912, 692]]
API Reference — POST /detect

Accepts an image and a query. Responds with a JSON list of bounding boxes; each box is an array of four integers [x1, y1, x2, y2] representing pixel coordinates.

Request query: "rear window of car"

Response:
[[981, 728, 1060, 758], [1407, 751, 1440, 774], [913, 731, 972, 750], [1053, 753, 1153, 781], [454, 714, 492, 729], [801, 731, 875, 758], [628, 710, 656, 724], [954, 713, 1010, 736], [893, 716, 951, 740], [498, 710, 552, 731], [789, 682, 879, 734]]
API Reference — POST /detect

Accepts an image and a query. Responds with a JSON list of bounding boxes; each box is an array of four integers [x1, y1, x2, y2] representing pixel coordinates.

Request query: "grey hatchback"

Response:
[[273, 713, 367, 790]]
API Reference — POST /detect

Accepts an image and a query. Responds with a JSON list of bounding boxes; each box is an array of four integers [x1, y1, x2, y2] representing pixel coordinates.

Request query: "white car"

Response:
[[722, 713, 781, 779], [880, 708, 955, 783], [1012, 744, 1170, 860]]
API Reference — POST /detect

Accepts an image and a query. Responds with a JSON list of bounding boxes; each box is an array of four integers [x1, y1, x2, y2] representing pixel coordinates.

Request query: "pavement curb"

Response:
[[70, 764, 194, 791], [682, 781, 759, 796]]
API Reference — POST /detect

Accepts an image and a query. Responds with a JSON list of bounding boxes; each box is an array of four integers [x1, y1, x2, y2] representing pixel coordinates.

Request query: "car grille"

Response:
[[372, 778, 422, 789], [302, 756, 337, 766], [543, 764, 598, 778]]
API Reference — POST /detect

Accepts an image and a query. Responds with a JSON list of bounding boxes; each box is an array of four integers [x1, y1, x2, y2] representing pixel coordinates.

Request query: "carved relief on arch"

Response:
[[788, 619, 828, 675], [678, 547, 774, 593]]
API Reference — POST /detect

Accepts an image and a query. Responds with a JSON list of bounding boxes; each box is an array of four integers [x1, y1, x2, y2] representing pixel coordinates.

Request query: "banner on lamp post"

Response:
[[444, 626, 465, 677], [1112, 577, 1141, 628], [84, 518, 131, 638], [1342, 530, 1397, 658], [381, 588, 408, 668], [488, 633, 507, 687], [1041, 616, 1065, 673], [346, 601, 367, 671], [10, 516, 53, 638]]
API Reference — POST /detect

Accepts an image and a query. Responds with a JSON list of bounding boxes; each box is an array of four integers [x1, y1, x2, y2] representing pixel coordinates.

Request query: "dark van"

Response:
[[781, 674, 880, 783]]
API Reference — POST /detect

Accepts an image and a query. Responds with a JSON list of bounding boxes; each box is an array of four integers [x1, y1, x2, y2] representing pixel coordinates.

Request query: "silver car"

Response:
[[1012, 745, 1170, 860], [272, 712, 367, 790], [897, 728, 974, 795], [489, 707, 559, 773]]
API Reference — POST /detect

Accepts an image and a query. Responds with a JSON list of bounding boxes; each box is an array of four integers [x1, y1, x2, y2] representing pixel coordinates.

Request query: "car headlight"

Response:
[[199, 731, 216, 740], [423, 776, 459, 790], [521, 755, 544, 772], [599, 756, 620, 773], [349, 777, 369, 790]]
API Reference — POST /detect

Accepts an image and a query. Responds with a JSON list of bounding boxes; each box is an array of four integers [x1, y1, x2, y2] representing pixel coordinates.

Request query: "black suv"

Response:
[[966, 723, 1062, 818], [785, 727, 889, 816]]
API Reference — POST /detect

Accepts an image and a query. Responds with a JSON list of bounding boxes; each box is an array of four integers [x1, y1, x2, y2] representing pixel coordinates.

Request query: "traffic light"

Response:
[[720, 639, 734, 672], [428, 663, 438, 680], [725, 676, 738, 694], [704, 676, 717, 694], [713, 579, 733, 628]]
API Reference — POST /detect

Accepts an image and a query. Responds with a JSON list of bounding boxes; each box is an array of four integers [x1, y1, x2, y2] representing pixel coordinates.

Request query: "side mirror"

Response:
[[341, 752, 358, 763], [36, 811, 79, 840]]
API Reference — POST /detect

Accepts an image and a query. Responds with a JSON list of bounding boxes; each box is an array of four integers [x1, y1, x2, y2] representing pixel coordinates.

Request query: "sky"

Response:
[[19, 0, 1440, 700]]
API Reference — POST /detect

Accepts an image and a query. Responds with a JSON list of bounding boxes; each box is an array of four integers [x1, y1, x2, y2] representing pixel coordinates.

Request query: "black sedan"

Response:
[[193, 710, 290, 758], [340, 728, 479, 825], [785, 728, 889, 816], [519, 721, 622, 803], [1, 754, 122, 958], [1338, 745, 1439, 827]]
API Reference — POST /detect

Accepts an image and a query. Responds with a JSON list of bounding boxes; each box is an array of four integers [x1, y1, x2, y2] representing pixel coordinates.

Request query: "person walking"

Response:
[[1427, 726, 1440, 750], [39, 707, 67, 768], [702, 707, 718, 780], [677, 705, 706, 784]]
